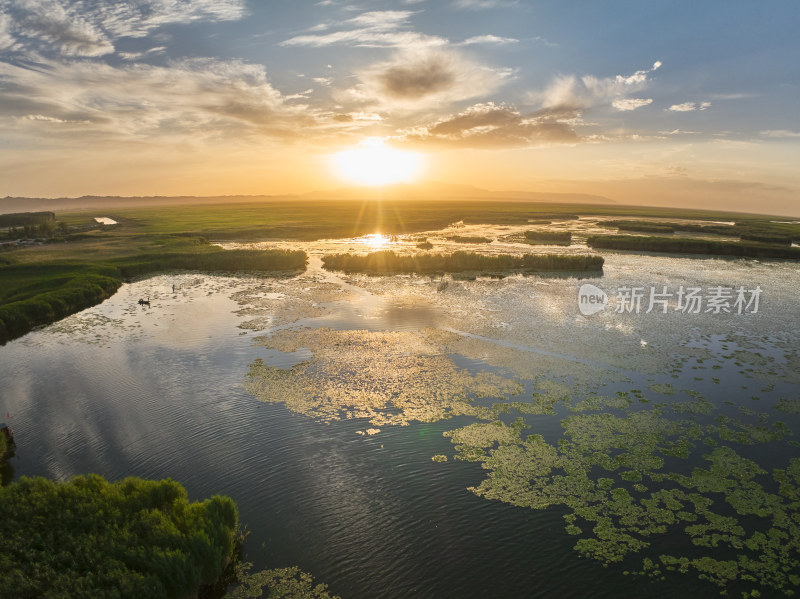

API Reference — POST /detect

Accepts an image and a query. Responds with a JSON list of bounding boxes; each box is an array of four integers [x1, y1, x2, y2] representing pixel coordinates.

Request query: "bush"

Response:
[[0, 475, 238, 599], [0, 212, 55, 227]]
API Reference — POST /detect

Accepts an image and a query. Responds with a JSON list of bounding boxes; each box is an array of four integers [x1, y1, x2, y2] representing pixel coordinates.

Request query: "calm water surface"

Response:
[[2, 229, 799, 598]]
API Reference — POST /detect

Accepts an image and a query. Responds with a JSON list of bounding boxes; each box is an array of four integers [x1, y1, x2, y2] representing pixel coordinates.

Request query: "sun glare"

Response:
[[362, 233, 390, 248], [332, 138, 424, 186]]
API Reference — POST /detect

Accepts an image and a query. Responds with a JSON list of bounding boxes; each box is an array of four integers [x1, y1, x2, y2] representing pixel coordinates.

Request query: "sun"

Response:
[[332, 137, 424, 186]]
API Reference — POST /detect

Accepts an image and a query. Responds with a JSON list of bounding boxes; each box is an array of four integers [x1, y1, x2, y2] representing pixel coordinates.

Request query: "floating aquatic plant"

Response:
[[245, 327, 523, 429], [444, 403, 800, 595]]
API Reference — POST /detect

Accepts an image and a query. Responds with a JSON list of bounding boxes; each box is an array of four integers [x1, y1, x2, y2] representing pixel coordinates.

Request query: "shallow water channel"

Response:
[[2, 227, 799, 598]]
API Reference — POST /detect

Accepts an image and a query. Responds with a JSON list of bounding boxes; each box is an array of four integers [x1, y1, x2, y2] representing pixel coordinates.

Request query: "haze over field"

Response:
[[1, 1, 798, 215]]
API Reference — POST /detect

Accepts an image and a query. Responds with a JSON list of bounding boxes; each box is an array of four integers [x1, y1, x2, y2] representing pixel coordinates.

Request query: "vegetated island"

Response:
[[601, 219, 798, 245], [322, 250, 603, 274], [445, 235, 493, 244], [0, 245, 306, 345], [587, 234, 800, 259], [0, 475, 340, 599], [523, 230, 572, 245]]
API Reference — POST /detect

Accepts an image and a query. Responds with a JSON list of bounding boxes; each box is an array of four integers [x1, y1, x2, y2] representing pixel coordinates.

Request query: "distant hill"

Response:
[[300, 182, 616, 204], [0, 183, 616, 215]]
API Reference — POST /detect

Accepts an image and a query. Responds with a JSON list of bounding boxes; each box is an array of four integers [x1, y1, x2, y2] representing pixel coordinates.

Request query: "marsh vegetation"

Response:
[[587, 234, 800, 259], [523, 230, 572, 245], [321, 250, 603, 274]]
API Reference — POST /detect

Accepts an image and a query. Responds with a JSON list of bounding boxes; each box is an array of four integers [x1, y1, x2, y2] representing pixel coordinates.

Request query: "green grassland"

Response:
[[0, 229, 306, 344]]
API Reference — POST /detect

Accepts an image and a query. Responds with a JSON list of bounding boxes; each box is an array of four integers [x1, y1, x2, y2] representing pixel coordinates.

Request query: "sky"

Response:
[[0, 1, 799, 215]]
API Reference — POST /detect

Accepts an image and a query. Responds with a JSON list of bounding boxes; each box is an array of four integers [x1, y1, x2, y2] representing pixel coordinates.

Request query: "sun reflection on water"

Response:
[[362, 233, 391, 249]]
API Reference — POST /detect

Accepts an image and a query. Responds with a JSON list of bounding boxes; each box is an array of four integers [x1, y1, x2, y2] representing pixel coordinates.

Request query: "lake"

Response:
[[2, 223, 799, 598]]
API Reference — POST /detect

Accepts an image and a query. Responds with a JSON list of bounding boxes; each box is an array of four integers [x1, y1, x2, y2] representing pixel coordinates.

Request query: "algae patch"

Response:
[[444, 404, 800, 595], [245, 327, 523, 428]]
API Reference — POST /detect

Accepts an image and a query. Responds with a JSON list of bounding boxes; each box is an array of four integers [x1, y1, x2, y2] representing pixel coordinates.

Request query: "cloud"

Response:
[[1, 0, 247, 57], [535, 61, 662, 110], [0, 12, 15, 50], [452, 0, 519, 9], [118, 46, 167, 61], [401, 102, 580, 148], [458, 34, 518, 46], [0, 56, 314, 142], [760, 130, 800, 138], [667, 101, 711, 112], [377, 54, 456, 98], [350, 47, 511, 109], [612, 98, 653, 111], [11, 1, 114, 57], [280, 10, 445, 49]]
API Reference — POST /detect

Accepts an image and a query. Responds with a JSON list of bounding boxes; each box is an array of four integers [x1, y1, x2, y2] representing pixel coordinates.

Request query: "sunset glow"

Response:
[[0, 2, 797, 214], [333, 138, 424, 186]]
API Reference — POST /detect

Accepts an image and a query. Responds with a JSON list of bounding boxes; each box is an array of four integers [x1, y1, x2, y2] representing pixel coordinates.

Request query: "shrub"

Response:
[[0, 475, 238, 599]]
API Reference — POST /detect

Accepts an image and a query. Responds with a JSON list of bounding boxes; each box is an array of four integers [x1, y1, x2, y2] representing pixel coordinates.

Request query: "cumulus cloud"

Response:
[[1, 0, 246, 57], [401, 102, 580, 148], [0, 56, 314, 140], [376, 54, 456, 98], [351, 48, 511, 109], [667, 101, 711, 112], [280, 10, 445, 49], [535, 61, 662, 110], [612, 98, 653, 111]]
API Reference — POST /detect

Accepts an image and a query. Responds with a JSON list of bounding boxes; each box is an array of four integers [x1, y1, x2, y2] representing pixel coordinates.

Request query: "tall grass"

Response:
[[322, 250, 603, 274], [0, 248, 307, 344], [602, 220, 675, 234], [446, 235, 492, 244], [524, 230, 572, 244], [587, 234, 800, 259]]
